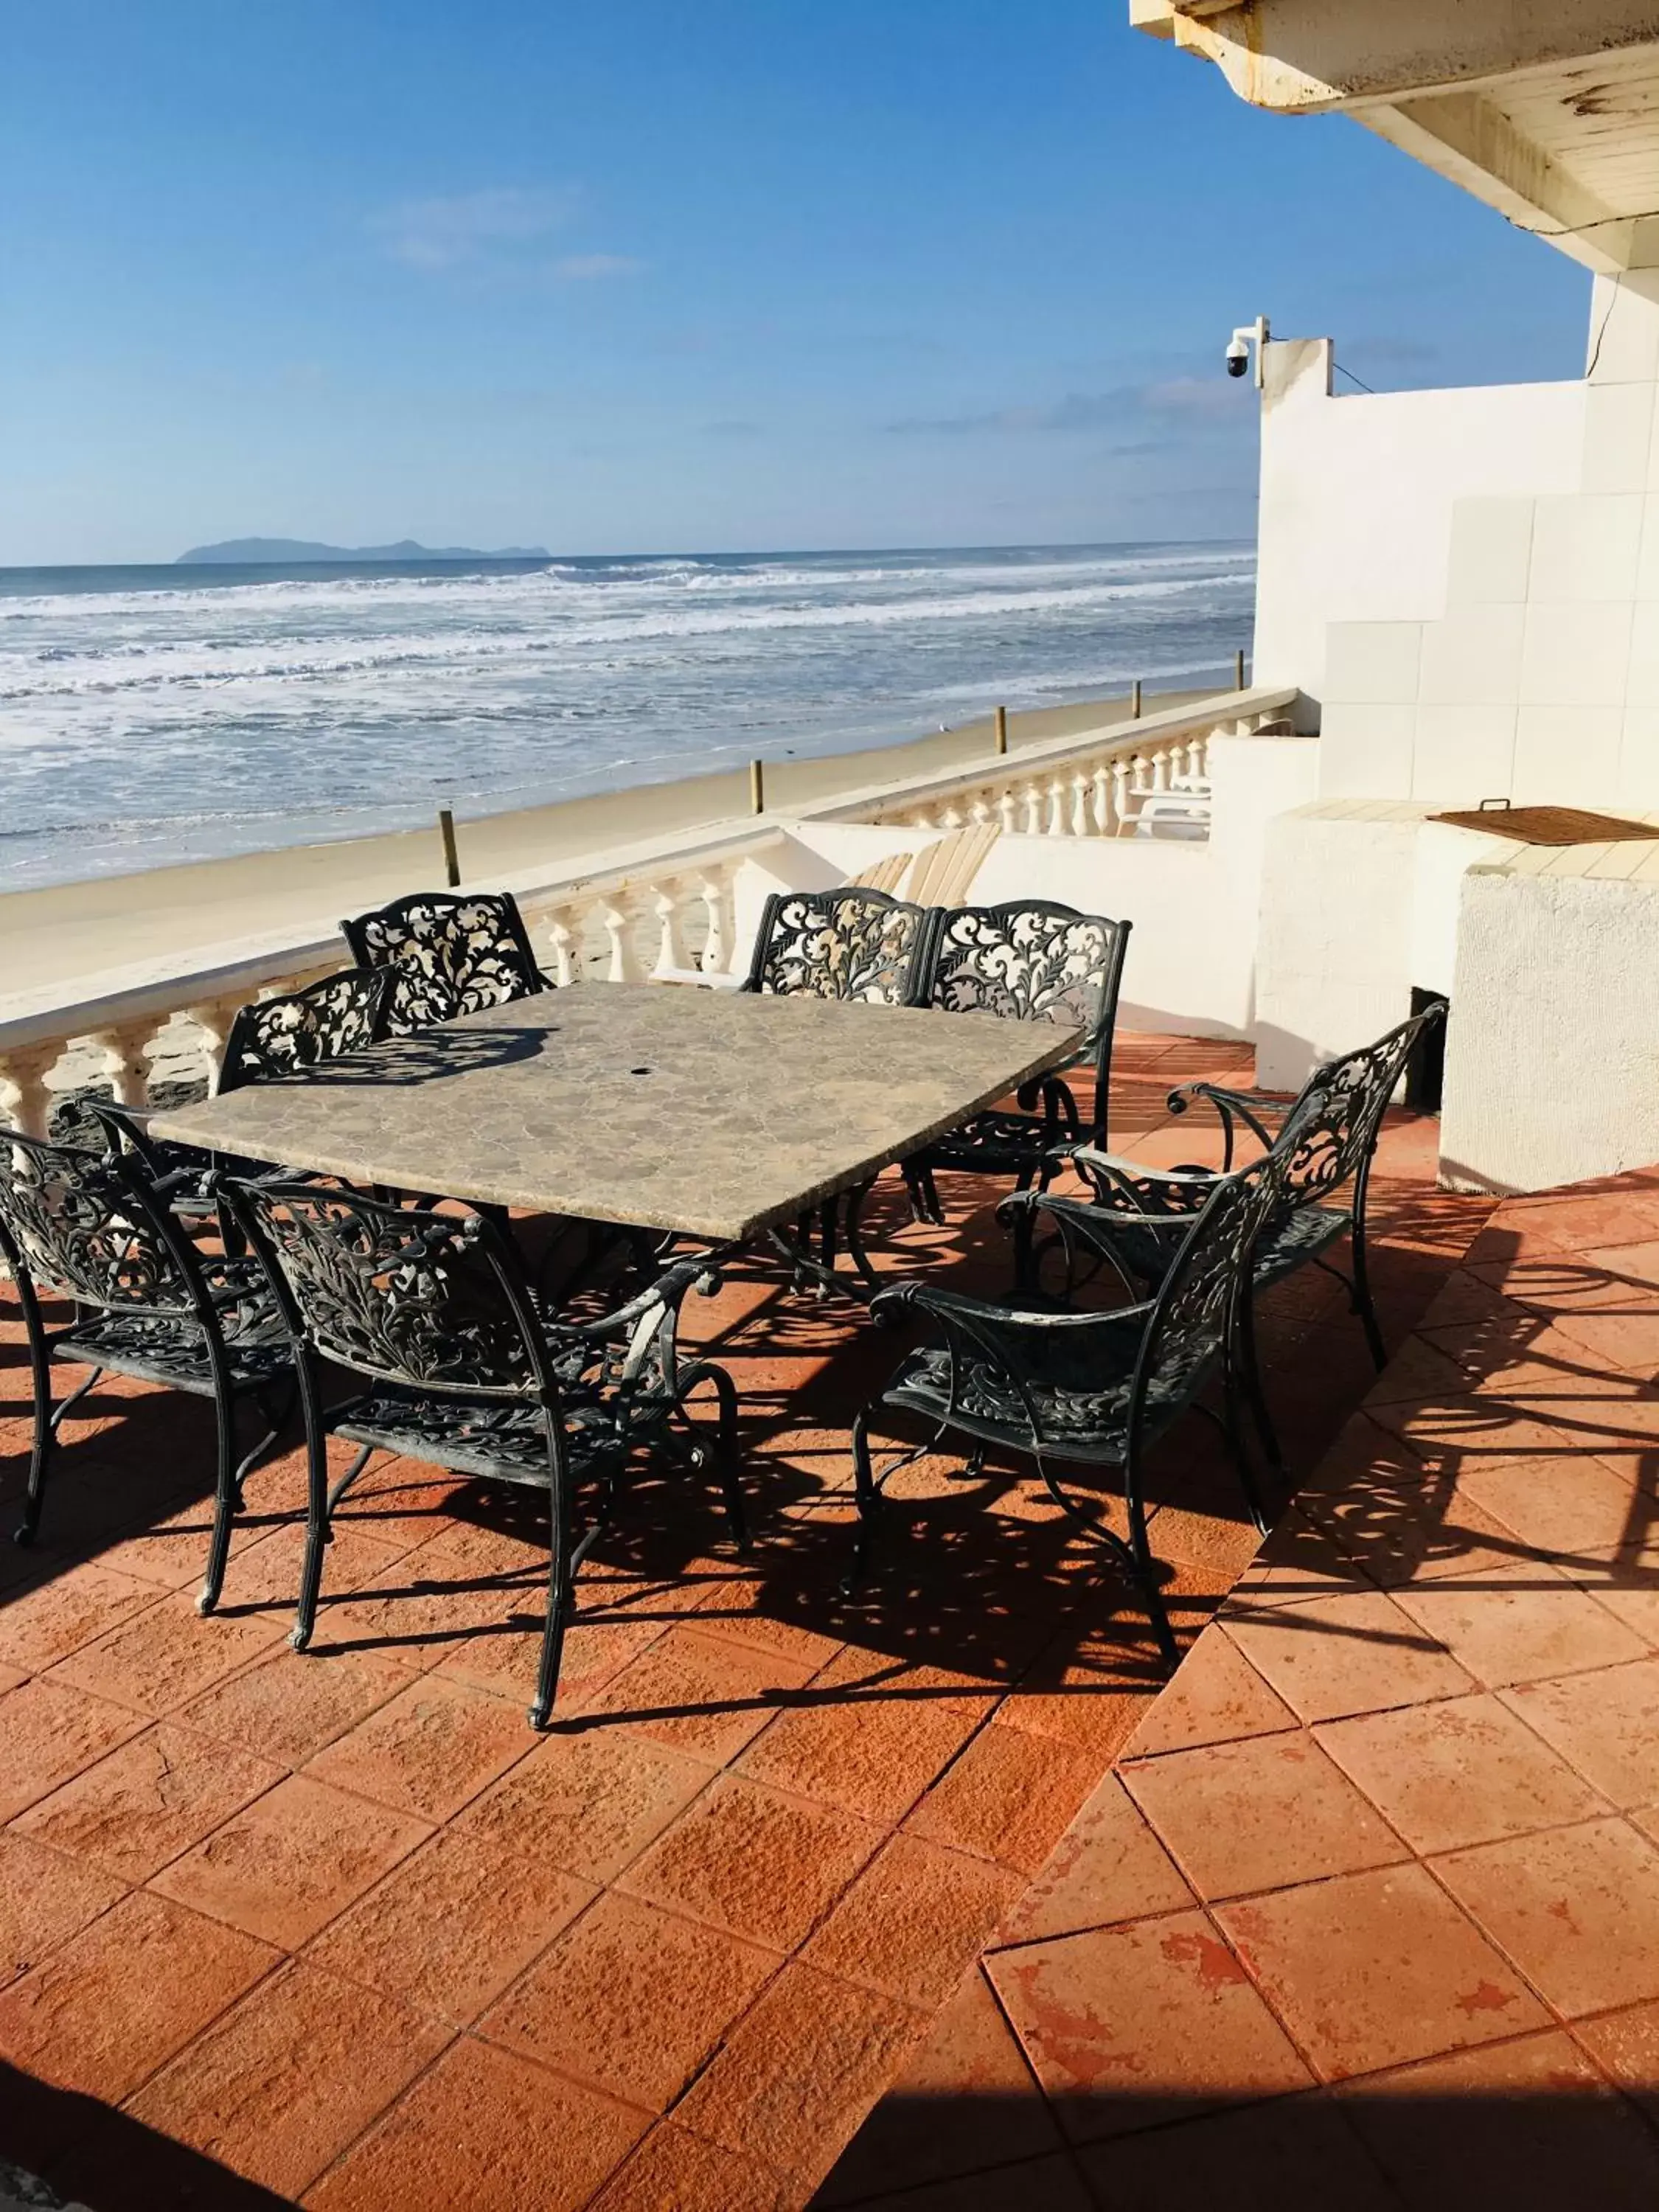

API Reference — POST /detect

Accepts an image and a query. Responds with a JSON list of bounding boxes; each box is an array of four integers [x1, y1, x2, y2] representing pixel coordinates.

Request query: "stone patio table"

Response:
[[147, 979, 1081, 1247]]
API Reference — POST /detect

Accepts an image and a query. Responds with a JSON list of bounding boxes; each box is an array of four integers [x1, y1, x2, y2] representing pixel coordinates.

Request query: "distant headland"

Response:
[[174, 537, 552, 565]]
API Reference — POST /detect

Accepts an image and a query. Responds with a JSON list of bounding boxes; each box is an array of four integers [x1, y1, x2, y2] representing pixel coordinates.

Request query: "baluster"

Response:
[[1020, 782, 1043, 835], [90, 1020, 155, 1110], [653, 879, 692, 978], [940, 802, 963, 830], [1150, 748, 1171, 795], [599, 892, 644, 984], [1091, 764, 1113, 835], [184, 994, 248, 1095], [0, 1045, 63, 1138], [1111, 758, 1133, 835], [1069, 771, 1090, 838], [543, 907, 577, 989], [1185, 737, 1206, 784], [1044, 777, 1065, 836], [996, 787, 1020, 834], [1131, 754, 1152, 796], [696, 870, 731, 975], [969, 795, 992, 827]]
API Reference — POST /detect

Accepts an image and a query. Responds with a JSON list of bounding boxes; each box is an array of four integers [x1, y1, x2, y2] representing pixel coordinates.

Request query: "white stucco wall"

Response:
[[1441, 863, 1659, 1193], [1255, 271, 1659, 812]]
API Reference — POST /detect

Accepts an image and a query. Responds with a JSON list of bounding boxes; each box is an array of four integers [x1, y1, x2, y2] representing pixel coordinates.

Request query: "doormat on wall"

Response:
[[1429, 804, 1659, 846]]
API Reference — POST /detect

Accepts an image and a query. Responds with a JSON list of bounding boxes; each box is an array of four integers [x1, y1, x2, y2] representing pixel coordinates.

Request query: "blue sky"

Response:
[[2, 0, 1590, 564]]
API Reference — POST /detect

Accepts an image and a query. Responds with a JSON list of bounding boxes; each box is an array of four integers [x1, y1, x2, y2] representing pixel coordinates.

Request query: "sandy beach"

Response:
[[1, 691, 1199, 1001]]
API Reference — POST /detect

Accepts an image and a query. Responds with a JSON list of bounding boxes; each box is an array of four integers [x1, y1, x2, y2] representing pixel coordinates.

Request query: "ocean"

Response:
[[0, 540, 1253, 892]]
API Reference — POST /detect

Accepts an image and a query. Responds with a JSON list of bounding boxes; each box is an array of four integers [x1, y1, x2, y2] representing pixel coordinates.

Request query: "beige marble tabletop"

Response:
[[148, 981, 1081, 1241]]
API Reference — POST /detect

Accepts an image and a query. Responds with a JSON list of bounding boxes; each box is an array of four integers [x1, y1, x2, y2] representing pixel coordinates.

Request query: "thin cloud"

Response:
[[372, 186, 580, 271], [886, 378, 1251, 436], [553, 253, 645, 281]]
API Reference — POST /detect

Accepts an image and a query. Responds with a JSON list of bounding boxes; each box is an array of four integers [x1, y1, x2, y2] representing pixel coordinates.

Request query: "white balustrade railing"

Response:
[[0, 826, 781, 1136], [796, 685, 1298, 842], [0, 683, 1303, 1139]]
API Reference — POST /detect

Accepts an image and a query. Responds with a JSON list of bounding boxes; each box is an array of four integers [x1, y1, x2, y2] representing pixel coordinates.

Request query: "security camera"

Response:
[[1225, 316, 1270, 386]]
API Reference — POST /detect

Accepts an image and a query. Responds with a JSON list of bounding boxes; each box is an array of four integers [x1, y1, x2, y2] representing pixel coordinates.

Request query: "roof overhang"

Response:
[[1131, 1, 1659, 272]]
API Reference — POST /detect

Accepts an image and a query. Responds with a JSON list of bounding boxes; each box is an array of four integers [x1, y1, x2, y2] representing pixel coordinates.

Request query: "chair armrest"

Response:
[[1163, 1082, 1295, 1166], [1065, 1147, 1217, 1218]]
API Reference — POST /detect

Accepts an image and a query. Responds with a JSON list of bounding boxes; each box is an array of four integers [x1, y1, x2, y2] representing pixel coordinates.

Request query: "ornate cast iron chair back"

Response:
[[218, 967, 392, 1094], [924, 899, 1130, 1138], [1267, 1009, 1441, 1212], [742, 886, 937, 1006], [226, 1181, 549, 1402], [341, 890, 546, 1036], [0, 1126, 199, 1321]]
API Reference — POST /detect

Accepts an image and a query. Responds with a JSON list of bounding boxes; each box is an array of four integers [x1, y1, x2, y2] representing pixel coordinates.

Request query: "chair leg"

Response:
[[1236, 1295, 1284, 1476], [1124, 1444, 1179, 1673], [1221, 1375, 1273, 1540], [675, 1360, 748, 1552], [529, 1460, 575, 1731], [290, 1371, 335, 1654], [196, 1388, 242, 1615], [1351, 1224, 1388, 1370], [840, 1408, 883, 1596], [13, 1291, 60, 1548]]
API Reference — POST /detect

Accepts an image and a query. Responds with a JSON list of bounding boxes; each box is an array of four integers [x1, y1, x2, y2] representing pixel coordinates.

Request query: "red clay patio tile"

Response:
[[125, 1958, 450, 2201], [452, 1725, 712, 1884], [588, 2125, 787, 2212], [693, 1576, 847, 1672], [1572, 1998, 1659, 2126], [0, 1889, 276, 2101], [1455, 1449, 1646, 1562], [302, 1672, 532, 1822], [0, 1565, 161, 1673], [1122, 1731, 1407, 1900], [996, 1772, 1192, 1947], [803, 1835, 1020, 2008], [212, 1517, 412, 1615], [821, 2154, 1093, 2211], [1315, 1691, 1609, 1854], [813, 1968, 1059, 2205], [1077, 2090, 1398, 2212], [1334, 2030, 1659, 2212], [1363, 1335, 1475, 1406], [902, 1719, 1107, 1875], [439, 1605, 667, 1710], [1121, 1627, 1297, 1759], [14, 1723, 283, 1884], [672, 1961, 926, 2182], [307, 1826, 594, 2023], [1393, 1561, 1647, 1686], [0, 1834, 125, 1992], [1433, 1815, 1659, 2017], [1502, 1658, 1659, 1806], [579, 1624, 816, 1764], [0, 1677, 147, 1822], [174, 1646, 416, 1767], [1220, 1589, 1475, 1723], [619, 1773, 880, 1951], [150, 1773, 430, 1950], [479, 1890, 779, 2110], [1215, 1863, 1548, 2081], [988, 1907, 1311, 2140], [734, 1677, 984, 1827], [302, 2034, 650, 2212], [48, 1587, 285, 1716], [1225, 1511, 1372, 1613]]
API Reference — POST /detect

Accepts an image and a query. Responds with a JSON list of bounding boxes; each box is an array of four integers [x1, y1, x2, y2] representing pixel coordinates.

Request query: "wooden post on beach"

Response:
[[1130, 679, 1143, 720], [437, 808, 461, 888], [993, 704, 1008, 757], [1234, 647, 1246, 689], [749, 758, 765, 815]]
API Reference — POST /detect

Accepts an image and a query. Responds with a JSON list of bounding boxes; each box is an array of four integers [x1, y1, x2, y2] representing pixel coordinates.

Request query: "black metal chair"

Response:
[[0, 1127, 293, 1612], [88, 965, 393, 1241], [844, 1153, 1284, 1668], [341, 890, 548, 1037], [741, 886, 937, 1005], [221, 1179, 744, 1729], [1012, 1006, 1448, 1466], [902, 900, 1131, 1237]]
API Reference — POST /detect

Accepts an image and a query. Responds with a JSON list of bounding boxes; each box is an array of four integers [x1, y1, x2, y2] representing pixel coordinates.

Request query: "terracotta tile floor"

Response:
[[824, 1161, 1659, 2211], [0, 1034, 1504, 2208]]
